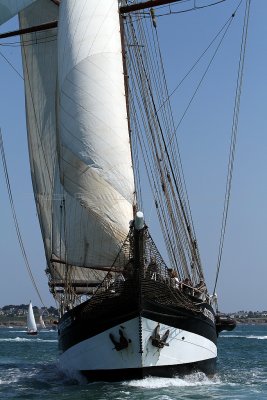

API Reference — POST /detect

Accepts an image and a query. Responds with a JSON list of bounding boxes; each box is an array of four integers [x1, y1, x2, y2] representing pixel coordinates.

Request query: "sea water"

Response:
[[0, 324, 266, 399]]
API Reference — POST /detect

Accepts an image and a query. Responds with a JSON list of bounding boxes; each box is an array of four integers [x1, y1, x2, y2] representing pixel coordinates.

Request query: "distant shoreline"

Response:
[[0, 317, 57, 328], [0, 318, 266, 328], [236, 318, 267, 324]]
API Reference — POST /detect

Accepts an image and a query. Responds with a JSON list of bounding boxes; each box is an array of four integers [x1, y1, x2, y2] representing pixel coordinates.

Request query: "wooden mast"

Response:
[[120, 0, 184, 14]]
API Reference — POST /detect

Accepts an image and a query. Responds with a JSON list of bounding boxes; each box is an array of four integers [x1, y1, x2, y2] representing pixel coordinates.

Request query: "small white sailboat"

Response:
[[39, 314, 46, 329], [27, 301, 38, 336]]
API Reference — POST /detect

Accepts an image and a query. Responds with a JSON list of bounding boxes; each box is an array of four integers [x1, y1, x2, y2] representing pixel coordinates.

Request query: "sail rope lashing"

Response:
[[213, 0, 251, 295], [0, 130, 46, 308]]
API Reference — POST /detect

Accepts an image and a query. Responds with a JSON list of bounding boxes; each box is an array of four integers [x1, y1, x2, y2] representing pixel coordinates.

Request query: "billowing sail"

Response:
[[56, 0, 135, 268], [20, 0, 134, 294], [0, 0, 37, 25], [27, 301, 37, 333], [19, 0, 59, 262]]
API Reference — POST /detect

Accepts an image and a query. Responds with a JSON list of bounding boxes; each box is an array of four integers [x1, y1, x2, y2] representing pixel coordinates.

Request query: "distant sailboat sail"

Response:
[[27, 301, 37, 335], [39, 314, 46, 329]]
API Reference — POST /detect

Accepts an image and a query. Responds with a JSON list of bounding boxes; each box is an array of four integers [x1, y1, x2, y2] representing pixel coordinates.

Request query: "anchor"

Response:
[[150, 323, 170, 349], [109, 328, 131, 351]]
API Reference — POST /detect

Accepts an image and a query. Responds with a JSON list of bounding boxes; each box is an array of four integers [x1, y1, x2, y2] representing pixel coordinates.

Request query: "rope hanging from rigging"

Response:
[[0, 129, 46, 308], [213, 0, 251, 295]]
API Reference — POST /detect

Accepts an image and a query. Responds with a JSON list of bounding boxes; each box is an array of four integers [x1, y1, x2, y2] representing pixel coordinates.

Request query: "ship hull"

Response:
[[27, 331, 38, 336], [58, 299, 217, 381]]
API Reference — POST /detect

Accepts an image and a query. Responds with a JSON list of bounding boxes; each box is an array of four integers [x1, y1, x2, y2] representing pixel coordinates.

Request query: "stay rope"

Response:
[[0, 129, 46, 308], [213, 0, 251, 295]]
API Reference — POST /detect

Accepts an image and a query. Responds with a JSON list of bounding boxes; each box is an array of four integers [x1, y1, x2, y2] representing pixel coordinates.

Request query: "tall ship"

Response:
[[0, 0, 237, 381]]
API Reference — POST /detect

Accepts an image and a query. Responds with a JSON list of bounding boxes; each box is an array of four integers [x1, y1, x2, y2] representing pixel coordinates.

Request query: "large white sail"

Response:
[[27, 301, 37, 333], [56, 0, 135, 268], [0, 0, 37, 25], [19, 0, 134, 291], [19, 0, 59, 262]]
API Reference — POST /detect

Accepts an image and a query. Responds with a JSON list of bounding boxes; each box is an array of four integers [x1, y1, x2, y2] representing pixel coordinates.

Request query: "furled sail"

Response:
[[0, 0, 37, 25]]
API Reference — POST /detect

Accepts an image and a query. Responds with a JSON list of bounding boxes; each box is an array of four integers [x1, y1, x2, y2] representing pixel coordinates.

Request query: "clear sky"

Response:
[[0, 0, 266, 312]]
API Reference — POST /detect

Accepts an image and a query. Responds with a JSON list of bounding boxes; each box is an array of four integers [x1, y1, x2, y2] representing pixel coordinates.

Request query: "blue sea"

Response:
[[0, 324, 266, 399]]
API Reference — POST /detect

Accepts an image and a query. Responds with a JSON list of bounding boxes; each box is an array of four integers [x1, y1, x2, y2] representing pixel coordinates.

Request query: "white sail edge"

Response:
[[0, 0, 38, 25]]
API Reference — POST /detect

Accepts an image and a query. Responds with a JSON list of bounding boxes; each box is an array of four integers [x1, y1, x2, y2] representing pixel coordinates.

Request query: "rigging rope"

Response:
[[125, 12, 199, 280], [157, 7, 240, 114], [0, 50, 24, 79], [0, 129, 46, 307], [126, 0, 227, 20], [213, 0, 251, 295], [124, 0, 246, 285], [166, 7, 239, 149]]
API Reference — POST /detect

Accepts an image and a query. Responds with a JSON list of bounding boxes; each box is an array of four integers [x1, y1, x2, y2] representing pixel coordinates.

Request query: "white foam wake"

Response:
[[124, 372, 220, 389], [221, 335, 267, 340], [0, 337, 57, 342]]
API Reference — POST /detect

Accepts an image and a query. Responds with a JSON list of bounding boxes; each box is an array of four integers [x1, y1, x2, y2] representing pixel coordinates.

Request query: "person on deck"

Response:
[[168, 269, 179, 289], [146, 257, 159, 280], [181, 277, 193, 295]]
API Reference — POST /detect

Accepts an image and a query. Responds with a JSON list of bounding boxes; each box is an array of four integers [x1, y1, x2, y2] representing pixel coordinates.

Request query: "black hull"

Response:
[[58, 291, 217, 381], [57, 227, 219, 381], [80, 359, 217, 382], [216, 315, 237, 334], [58, 296, 217, 352]]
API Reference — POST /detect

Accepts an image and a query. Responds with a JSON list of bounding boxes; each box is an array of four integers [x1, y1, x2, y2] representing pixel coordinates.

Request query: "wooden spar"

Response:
[[50, 258, 123, 273], [120, 0, 184, 14], [0, 21, 58, 39], [50, 281, 100, 288]]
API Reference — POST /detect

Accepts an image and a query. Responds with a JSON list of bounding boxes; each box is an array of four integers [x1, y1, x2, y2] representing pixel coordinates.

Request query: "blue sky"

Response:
[[0, 0, 266, 312]]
